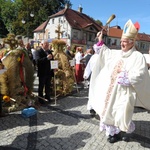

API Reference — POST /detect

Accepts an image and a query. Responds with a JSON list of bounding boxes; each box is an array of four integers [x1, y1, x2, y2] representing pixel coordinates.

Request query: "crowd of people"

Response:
[[0, 38, 94, 109], [0, 37, 98, 109]]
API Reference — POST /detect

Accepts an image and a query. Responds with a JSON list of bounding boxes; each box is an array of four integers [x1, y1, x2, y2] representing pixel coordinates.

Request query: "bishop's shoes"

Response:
[[107, 131, 130, 143], [90, 109, 96, 117]]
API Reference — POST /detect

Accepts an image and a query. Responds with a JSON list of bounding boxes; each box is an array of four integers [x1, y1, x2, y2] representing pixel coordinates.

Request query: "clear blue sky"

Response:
[[70, 0, 150, 34]]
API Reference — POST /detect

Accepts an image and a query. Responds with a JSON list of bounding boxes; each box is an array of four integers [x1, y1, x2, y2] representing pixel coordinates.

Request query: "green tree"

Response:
[[90, 17, 103, 26], [0, 0, 21, 32], [0, 17, 8, 38], [95, 19, 103, 26], [0, 0, 72, 38]]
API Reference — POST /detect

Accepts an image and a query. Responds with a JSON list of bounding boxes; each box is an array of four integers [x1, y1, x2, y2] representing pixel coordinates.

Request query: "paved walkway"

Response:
[[0, 74, 150, 150]]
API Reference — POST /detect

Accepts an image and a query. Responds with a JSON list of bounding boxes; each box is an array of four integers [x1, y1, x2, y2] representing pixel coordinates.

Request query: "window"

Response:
[[48, 32, 50, 39], [140, 43, 145, 49], [52, 18, 54, 24], [73, 32, 78, 39], [108, 38, 111, 45], [58, 18, 61, 23], [83, 33, 86, 40], [114, 39, 117, 45], [88, 34, 92, 41]]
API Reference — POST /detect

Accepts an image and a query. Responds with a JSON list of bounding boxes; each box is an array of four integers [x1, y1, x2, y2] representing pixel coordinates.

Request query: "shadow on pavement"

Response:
[[134, 107, 150, 114], [131, 120, 150, 149], [0, 127, 92, 150]]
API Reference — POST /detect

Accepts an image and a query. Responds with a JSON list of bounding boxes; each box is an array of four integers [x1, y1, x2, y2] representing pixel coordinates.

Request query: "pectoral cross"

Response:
[[55, 24, 63, 39]]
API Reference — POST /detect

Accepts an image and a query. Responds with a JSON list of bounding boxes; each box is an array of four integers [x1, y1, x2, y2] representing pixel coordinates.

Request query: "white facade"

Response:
[[46, 16, 71, 42], [34, 17, 98, 50], [34, 16, 72, 46]]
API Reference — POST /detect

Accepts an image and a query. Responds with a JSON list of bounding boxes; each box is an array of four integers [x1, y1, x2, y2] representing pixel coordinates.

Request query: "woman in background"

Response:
[[75, 47, 84, 84]]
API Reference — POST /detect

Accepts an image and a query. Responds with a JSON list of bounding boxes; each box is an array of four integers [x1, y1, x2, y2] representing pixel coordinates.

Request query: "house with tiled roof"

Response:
[[33, 4, 150, 53], [104, 25, 122, 49], [33, 4, 103, 50], [105, 26, 150, 53], [137, 33, 150, 53]]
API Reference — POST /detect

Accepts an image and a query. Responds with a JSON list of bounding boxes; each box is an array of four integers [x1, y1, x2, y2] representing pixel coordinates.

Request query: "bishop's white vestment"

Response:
[[89, 44, 150, 132]]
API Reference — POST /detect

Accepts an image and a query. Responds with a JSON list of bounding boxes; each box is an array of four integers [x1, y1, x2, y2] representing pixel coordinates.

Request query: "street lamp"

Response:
[[21, 12, 34, 42]]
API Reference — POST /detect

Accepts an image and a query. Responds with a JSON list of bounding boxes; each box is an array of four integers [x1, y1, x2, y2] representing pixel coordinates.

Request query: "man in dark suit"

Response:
[[84, 48, 93, 66], [65, 45, 74, 60], [37, 41, 54, 105], [82, 48, 93, 84]]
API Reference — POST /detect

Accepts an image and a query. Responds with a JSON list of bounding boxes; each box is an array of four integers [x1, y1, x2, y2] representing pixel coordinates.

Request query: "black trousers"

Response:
[[0, 94, 2, 113], [38, 75, 52, 103]]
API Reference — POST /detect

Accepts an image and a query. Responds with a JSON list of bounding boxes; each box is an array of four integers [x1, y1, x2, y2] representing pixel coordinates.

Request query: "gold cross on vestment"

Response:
[[55, 24, 63, 39]]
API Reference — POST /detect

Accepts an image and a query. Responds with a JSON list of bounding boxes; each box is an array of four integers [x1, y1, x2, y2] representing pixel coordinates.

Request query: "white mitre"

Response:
[[121, 19, 140, 40]]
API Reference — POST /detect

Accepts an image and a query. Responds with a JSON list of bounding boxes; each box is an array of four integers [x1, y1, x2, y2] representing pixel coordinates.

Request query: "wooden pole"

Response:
[[72, 67, 79, 93], [54, 74, 57, 105], [31, 93, 48, 102]]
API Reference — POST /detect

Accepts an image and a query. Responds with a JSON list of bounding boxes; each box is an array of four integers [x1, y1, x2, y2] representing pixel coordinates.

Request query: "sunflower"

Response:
[[3, 95, 10, 102]]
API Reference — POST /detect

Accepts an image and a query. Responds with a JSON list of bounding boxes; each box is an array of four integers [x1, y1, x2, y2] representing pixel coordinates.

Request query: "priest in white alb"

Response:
[[83, 43, 102, 116]]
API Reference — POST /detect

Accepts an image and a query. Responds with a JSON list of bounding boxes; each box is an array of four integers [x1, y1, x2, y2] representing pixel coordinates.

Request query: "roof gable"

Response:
[[34, 8, 103, 32], [34, 20, 48, 32], [33, 8, 150, 42], [63, 8, 102, 30]]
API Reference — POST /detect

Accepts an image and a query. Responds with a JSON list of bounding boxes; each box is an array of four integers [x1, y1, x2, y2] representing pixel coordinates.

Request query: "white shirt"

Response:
[[75, 52, 83, 64]]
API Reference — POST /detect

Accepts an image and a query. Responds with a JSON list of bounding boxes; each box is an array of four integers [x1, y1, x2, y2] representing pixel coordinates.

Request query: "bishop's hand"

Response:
[[97, 30, 103, 42]]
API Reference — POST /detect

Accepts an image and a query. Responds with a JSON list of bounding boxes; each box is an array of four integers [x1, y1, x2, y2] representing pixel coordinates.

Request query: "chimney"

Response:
[[78, 4, 83, 13], [65, 3, 69, 9]]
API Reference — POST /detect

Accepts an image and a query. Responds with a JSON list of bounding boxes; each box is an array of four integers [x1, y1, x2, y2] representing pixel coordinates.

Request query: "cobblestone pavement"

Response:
[[0, 74, 150, 150]]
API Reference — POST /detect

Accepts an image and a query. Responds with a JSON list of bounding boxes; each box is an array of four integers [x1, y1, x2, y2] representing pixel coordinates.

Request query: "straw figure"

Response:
[[52, 39, 74, 96], [0, 33, 35, 112]]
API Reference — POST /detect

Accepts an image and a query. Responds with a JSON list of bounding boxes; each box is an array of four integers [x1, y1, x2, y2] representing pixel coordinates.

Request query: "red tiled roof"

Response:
[[34, 20, 48, 32], [108, 27, 122, 38], [34, 8, 150, 42], [108, 27, 150, 42], [34, 8, 102, 32], [137, 33, 150, 42], [49, 8, 67, 18], [61, 8, 102, 30]]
